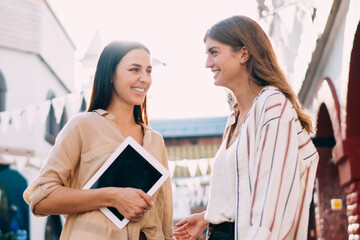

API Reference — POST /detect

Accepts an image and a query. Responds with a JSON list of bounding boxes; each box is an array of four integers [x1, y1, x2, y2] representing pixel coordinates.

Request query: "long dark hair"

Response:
[[204, 16, 313, 133], [87, 40, 150, 125]]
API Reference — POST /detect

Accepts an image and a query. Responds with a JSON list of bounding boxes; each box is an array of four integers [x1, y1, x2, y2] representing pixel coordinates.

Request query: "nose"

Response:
[[205, 55, 213, 69], [139, 71, 150, 82]]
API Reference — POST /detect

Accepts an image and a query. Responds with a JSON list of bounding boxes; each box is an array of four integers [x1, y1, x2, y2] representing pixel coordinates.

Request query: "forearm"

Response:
[[33, 186, 114, 216]]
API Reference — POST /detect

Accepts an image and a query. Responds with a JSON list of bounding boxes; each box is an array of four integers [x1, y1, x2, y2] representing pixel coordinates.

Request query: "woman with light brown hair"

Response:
[[174, 15, 318, 240]]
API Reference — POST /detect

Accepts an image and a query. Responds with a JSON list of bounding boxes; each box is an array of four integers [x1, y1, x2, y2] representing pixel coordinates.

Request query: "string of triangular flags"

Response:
[[168, 158, 214, 178], [0, 90, 92, 134]]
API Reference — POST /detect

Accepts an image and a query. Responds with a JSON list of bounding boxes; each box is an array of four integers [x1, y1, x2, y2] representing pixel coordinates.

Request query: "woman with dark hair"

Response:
[[23, 41, 174, 239], [173, 16, 318, 240]]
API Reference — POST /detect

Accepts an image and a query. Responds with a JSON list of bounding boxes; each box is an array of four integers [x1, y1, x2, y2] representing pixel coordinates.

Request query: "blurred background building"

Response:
[[0, 0, 359, 239]]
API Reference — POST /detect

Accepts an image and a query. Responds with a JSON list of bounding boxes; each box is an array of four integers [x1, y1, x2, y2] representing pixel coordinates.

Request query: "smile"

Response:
[[212, 70, 220, 77], [131, 87, 145, 93]]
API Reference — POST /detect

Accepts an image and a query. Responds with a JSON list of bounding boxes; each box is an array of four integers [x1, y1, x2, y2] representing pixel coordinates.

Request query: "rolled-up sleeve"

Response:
[[23, 116, 82, 216]]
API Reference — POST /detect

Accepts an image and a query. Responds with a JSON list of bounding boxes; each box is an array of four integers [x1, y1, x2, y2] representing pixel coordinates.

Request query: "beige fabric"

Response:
[[23, 109, 174, 240]]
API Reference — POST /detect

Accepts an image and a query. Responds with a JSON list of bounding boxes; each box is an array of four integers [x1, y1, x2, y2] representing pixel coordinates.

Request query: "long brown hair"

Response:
[[204, 15, 313, 133], [87, 40, 149, 125]]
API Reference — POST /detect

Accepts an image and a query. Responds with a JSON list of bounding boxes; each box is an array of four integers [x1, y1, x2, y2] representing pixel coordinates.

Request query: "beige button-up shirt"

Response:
[[23, 109, 174, 240]]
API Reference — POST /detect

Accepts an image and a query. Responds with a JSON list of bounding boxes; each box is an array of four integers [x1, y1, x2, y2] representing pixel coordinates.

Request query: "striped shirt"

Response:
[[206, 86, 319, 240]]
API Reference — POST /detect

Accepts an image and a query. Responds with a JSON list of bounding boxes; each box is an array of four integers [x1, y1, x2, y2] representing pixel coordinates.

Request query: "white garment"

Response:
[[205, 129, 239, 223], [205, 86, 319, 240]]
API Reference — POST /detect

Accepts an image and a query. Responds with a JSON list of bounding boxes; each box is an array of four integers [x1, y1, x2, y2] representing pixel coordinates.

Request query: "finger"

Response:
[[174, 228, 189, 236], [129, 215, 142, 222], [173, 225, 186, 232], [175, 218, 188, 227], [137, 190, 153, 207]]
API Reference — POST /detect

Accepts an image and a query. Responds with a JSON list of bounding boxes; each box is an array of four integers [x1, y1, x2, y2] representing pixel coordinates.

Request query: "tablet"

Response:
[[82, 136, 169, 229]]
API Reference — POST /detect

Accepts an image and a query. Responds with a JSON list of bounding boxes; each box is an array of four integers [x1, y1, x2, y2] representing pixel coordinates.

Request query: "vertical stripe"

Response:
[[247, 127, 252, 195], [235, 131, 242, 240], [260, 97, 287, 226], [279, 155, 299, 232], [270, 121, 292, 231], [247, 127, 250, 160], [250, 124, 270, 224], [280, 99, 288, 117], [293, 168, 311, 238], [254, 104, 257, 132], [281, 197, 300, 240]]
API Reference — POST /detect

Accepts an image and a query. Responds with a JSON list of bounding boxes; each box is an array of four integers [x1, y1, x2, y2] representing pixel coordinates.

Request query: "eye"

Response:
[[210, 50, 218, 56], [146, 69, 152, 74], [129, 68, 140, 72]]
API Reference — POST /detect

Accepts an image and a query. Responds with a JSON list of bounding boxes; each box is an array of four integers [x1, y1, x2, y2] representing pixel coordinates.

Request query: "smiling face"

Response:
[[205, 38, 243, 89], [110, 48, 152, 107]]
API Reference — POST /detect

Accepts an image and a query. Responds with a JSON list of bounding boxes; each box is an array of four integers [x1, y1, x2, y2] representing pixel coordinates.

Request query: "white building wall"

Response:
[[0, 0, 75, 92], [0, 0, 77, 239], [0, 0, 41, 53], [0, 48, 69, 111], [40, 3, 75, 91]]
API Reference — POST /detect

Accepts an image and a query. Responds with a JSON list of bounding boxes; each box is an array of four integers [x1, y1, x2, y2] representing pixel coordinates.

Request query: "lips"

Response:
[[212, 69, 220, 78]]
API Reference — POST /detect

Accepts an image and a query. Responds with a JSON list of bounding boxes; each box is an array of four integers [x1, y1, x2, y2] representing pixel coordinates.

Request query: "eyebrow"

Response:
[[129, 63, 152, 69], [206, 46, 217, 54]]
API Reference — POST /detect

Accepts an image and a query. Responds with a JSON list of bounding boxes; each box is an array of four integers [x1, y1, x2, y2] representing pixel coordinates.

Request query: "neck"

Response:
[[232, 78, 262, 116], [106, 100, 135, 126]]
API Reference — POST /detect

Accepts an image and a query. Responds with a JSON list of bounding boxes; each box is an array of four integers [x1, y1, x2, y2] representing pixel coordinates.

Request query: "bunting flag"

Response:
[[11, 109, 24, 131], [25, 105, 37, 130], [168, 161, 176, 178], [187, 159, 198, 177], [0, 111, 10, 134], [66, 92, 84, 117], [198, 158, 209, 176], [38, 100, 52, 124], [0, 90, 91, 133], [51, 96, 67, 124]]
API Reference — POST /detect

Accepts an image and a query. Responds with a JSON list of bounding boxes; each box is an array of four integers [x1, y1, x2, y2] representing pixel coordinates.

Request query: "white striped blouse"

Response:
[[206, 86, 319, 240]]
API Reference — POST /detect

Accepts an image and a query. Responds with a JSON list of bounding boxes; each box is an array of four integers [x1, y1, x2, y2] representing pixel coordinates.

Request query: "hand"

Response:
[[111, 187, 153, 222], [173, 212, 209, 240]]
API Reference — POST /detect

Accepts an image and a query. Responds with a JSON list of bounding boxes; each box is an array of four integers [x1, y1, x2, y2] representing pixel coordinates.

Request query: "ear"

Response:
[[239, 46, 250, 64]]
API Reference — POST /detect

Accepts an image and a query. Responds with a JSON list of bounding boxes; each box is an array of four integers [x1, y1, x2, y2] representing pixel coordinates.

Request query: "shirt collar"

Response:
[[93, 109, 107, 116], [225, 110, 237, 129], [93, 109, 151, 131]]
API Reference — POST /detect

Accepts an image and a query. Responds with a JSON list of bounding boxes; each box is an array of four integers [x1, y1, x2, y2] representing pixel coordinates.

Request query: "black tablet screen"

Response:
[[90, 145, 162, 220]]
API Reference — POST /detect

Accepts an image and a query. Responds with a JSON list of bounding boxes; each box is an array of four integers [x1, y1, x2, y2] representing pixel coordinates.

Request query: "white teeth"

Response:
[[213, 70, 220, 75], [131, 87, 145, 93]]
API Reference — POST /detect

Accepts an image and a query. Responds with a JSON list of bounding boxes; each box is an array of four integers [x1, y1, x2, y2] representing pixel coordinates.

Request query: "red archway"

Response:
[[314, 103, 347, 239], [310, 77, 347, 239]]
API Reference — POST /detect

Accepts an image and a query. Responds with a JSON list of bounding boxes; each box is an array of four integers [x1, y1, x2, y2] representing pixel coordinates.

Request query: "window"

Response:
[[0, 71, 6, 112], [45, 90, 68, 145]]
